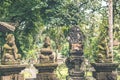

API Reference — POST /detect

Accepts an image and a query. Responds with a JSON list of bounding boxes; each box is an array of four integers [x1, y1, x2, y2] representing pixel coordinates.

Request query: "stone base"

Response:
[[93, 71, 117, 80], [0, 74, 24, 80], [36, 73, 57, 80], [66, 76, 84, 80], [91, 63, 118, 80], [1, 60, 20, 65], [0, 65, 27, 80], [66, 56, 85, 80], [69, 70, 84, 77], [34, 63, 58, 80], [39, 59, 54, 63]]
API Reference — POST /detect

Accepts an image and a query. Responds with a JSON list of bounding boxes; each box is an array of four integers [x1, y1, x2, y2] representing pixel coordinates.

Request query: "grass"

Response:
[[56, 64, 68, 80]]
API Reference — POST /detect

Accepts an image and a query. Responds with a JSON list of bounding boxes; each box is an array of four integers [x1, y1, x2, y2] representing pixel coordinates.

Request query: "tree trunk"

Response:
[[108, 0, 113, 62]]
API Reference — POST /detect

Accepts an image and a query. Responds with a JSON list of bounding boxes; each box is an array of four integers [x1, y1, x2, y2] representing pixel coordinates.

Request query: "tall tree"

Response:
[[108, 0, 113, 62]]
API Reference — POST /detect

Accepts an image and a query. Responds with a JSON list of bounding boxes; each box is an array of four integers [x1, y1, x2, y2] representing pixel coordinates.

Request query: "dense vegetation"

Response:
[[0, 0, 120, 62]]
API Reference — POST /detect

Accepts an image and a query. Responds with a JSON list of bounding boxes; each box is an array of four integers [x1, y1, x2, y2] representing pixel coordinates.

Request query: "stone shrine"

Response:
[[66, 26, 85, 80], [0, 22, 15, 61], [34, 36, 58, 80], [0, 34, 26, 80], [91, 37, 118, 80], [1, 34, 21, 65], [39, 37, 54, 63]]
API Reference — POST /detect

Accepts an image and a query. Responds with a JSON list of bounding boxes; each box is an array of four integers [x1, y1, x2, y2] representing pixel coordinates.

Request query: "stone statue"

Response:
[[35, 37, 58, 80], [67, 26, 84, 56], [96, 37, 112, 63], [38, 37, 55, 63], [66, 26, 85, 80], [1, 34, 21, 64]]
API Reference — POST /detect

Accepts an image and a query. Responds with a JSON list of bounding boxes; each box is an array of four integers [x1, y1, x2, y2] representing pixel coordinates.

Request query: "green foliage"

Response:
[[61, 43, 69, 56], [0, 0, 120, 61], [56, 64, 68, 80], [0, 0, 44, 57]]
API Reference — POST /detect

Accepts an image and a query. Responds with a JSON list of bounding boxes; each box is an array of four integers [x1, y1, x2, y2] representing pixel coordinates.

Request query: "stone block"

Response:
[[0, 65, 27, 80]]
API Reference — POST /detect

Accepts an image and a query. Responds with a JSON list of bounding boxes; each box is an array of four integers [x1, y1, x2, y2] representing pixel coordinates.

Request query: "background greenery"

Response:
[[0, 0, 120, 62]]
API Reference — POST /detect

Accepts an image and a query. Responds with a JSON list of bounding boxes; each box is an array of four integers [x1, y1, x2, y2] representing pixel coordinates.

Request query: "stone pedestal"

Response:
[[66, 56, 85, 80], [0, 65, 27, 80], [34, 63, 58, 80], [91, 63, 119, 80]]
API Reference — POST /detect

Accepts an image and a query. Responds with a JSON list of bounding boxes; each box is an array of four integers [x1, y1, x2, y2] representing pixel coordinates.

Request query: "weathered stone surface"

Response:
[[0, 22, 15, 32], [93, 72, 117, 80], [1, 34, 21, 65], [38, 37, 55, 63], [0, 74, 24, 80], [1, 75, 11, 80], [96, 35, 113, 63], [35, 37, 58, 80], [36, 73, 57, 80], [35, 63, 58, 80], [91, 26, 118, 80], [26, 78, 36, 80], [0, 65, 27, 80], [66, 76, 84, 80], [35, 63, 58, 73], [66, 26, 85, 80], [91, 63, 118, 80], [92, 63, 118, 72]]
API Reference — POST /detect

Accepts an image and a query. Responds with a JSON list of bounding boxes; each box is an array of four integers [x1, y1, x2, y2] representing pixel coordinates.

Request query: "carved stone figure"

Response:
[[35, 36, 58, 80], [66, 26, 85, 80], [91, 27, 118, 80], [67, 26, 84, 56], [96, 37, 112, 63], [38, 37, 54, 63], [1, 34, 21, 64]]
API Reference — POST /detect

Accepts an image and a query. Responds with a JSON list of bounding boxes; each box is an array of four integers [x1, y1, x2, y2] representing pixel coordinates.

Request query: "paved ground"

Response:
[[21, 64, 38, 80]]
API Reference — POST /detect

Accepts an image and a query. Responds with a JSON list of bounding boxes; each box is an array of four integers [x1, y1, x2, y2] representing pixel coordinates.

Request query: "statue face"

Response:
[[6, 34, 15, 46], [44, 37, 50, 43], [43, 37, 51, 47]]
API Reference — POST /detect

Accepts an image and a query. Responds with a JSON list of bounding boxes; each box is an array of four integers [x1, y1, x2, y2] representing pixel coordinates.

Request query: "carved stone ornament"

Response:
[[66, 26, 85, 80], [35, 36, 58, 80], [1, 34, 21, 65], [38, 36, 55, 63]]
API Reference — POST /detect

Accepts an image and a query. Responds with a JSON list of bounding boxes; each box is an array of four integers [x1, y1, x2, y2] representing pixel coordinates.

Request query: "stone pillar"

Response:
[[66, 26, 85, 80], [35, 37, 58, 80], [0, 65, 26, 80]]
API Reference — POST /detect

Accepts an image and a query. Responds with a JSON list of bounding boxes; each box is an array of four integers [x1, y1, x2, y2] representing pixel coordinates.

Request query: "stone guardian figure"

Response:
[[1, 34, 21, 64]]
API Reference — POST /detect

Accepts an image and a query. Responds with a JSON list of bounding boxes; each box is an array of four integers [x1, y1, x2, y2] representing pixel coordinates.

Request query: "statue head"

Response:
[[6, 34, 15, 46], [43, 36, 51, 48], [67, 26, 84, 51]]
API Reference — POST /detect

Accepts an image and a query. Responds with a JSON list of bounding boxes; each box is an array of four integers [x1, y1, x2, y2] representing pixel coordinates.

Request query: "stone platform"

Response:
[[91, 63, 119, 80], [34, 63, 58, 80], [0, 65, 27, 80]]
